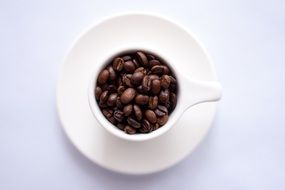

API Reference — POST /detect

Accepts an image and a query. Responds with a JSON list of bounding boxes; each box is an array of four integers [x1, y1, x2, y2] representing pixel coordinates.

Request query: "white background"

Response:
[[0, 0, 284, 189]]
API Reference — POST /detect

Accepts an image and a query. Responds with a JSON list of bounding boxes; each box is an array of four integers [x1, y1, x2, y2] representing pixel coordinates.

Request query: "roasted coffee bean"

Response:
[[108, 116, 117, 125], [117, 123, 125, 130], [136, 51, 149, 67], [122, 55, 132, 61], [98, 69, 109, 84], [139, 119, 152, 133], [114, 110, 124, 122], [124, 125, 136, 134], [108, 66, 117, 80], [127, 117, 141, 128], [102, 108, 113, 118], [99, 91, 109, 103], [161, 75, 171, 89], [159, 89, 170, 104], [120, 88, 136, 104], [106, 93, 117, 106], [142, 75, 151, 91], [131, 72, 144, 86], [113, 57, 124, 71], [133, 105, 142, 120], [155, 105, 168, 117], [148, 96, 158, 109], [117, 85, 126, 95], [170, 92, 177, 110], [122, 74, 133, 87], [95, 86, 102, 100], [123, 104, 133, 116], [134, 67, 146, 74], [96, 50, 177, 134], [151, 65, 165, 75], [145, 110, 157, 124], [149, 60, 160, 67], [148, 74, 160, 81], [135, 94, 149, 105], [151, 79, 161, 94], [146, 54, 156, 60], [124, 60, 136, 73], [157, 114, 168, 126]]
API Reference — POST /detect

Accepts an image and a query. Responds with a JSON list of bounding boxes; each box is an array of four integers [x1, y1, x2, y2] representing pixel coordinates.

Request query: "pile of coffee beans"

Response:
[[95, 51, 178, 134]]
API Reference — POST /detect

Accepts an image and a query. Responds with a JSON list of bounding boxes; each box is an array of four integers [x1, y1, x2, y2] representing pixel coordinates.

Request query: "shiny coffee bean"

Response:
[[113, 57, 124, 71], [153, 123, 160, 130], [124, 60, 136, 73], [117, 123, 125, 130], [146, 54, 156, 60], [135, 94, 149, 105], [159, 89, 170, 104], [151, 65, 165, 75], [157, 114, 168, 126], [136, 51, 149, 67], [99, 90, 109, 103], [116, 97, 123, 109], [133, 105, 142, 120], [133, 58, 140, 68], [163, 66, 170, 74], [134, 67, 146, 75], [106, 84, 117, 92], [114, 110, 124, 122], [142, 75, 151, 91], [107, 93, 117, 106], [98, 69, 109, 84], [120, 88, 136, 104], [148, 96, 158, 109], [95, 86, 102, 100], [148, 74, 159, 81], [151, 79, 161, 94], [131, 72, 144, 86], [102, 108, 113, 118], [161, 75, 171, 89], [108, 66, 117, 80], [155, 105, 168, 117], [122, 74, 133, 87], [117, 85, 126, 95], [124, 125, 136, 134], [149, 60, 160, 67], [145, 110, 157, 124], [169, 76, 177, 91], [127, 117, 141, 128], [123, 104, 133, 116], [170, 92, 177, 110], [122, 55, 132, 61], [139, 119, 152, 133], [136, 85, 145, 94], [108, 116, 117, 125]]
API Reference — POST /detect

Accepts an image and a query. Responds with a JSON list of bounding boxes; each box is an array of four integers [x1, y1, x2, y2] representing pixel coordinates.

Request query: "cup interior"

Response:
[[88, 45, 185, 141]]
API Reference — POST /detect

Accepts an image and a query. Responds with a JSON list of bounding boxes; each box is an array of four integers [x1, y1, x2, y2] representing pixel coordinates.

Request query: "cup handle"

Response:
[[179, 74, 222, 111]]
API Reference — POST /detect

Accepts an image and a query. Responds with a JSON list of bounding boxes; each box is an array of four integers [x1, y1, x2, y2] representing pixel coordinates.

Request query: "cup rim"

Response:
[[88, 44, 186, 142]]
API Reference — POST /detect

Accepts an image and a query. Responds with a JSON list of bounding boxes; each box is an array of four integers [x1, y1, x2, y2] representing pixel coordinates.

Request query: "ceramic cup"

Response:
[[88, 45, 222, 142]]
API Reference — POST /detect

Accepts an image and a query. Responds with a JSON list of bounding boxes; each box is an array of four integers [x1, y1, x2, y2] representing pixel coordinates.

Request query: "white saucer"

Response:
[[57, 13, 218, 175]]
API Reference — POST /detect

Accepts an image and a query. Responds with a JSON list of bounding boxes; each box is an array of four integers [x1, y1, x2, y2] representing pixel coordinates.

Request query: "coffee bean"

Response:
[[148, 96, 158, 109], [122, 55, 132, 61], [102, 108, 113, 118], [134, 67, 147, 75], [136, 85, 145, 94], [159, 89, 170, 104], [157, 114, 168, 126], [116, 97, 123, 109], [142, 75, 151, 91], [133, 58, 140, 68], [136, 51, 149, 67], [108, 116, 117, 125], [106, 84, 117, 92], [123, 104, 133, 116], [155, 105, 168, 117], [148, 74, 159, 81], [117, 85, 126, 95], [117, 123, 125, 130], [99, 91, 109, 103], [133, 105, 142, 120], [106, 93, 117, 106], [99, 102, 108, 108], [149, 60, 160, 67], [163, 66, 170, 74], [98, 69, 109, 84], [131, 72, 144, 86], [114, 110, 124, 122], [145, 110, 157, 124], [113, 57, 124, 71], [139, 119, 152, 133], [127, 117, 141, 128], [170, 92, 177, 110], [153, 123, 160, 130], [108, 66, 117, 80], [151, 65, 164, 75], [151, 79, 161, 94], [169, 76, 177, 91], [122, 74, 133, 87], [146, 54, 156, 60], [161, 75, 171, 89], [135, 94, 149, 105], [124, 60, 136, 73], [120, 88, 136, 104], [124, 125, 136, 134], [95, 86, 102, 100]]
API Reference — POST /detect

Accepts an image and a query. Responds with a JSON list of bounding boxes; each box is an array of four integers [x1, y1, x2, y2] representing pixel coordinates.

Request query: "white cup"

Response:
[[88, 45, 222, 142]]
